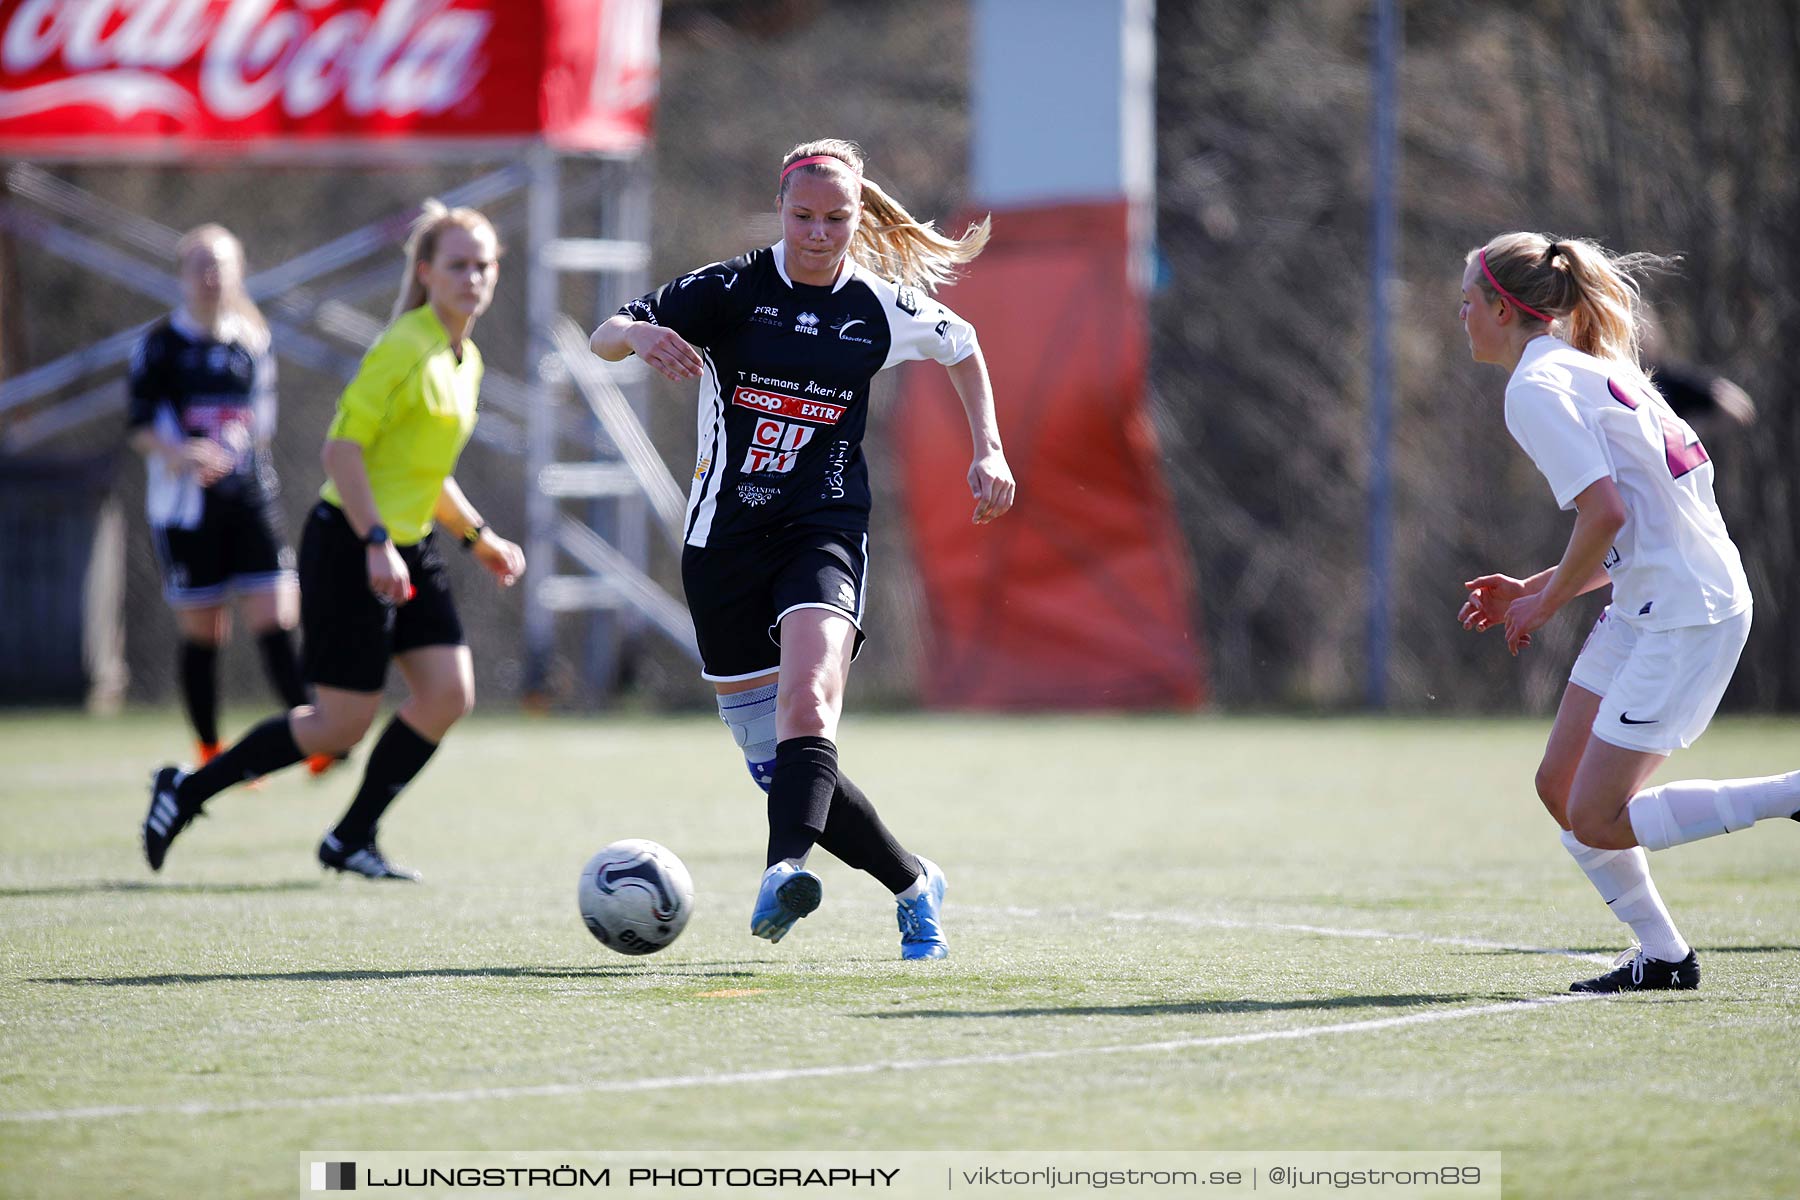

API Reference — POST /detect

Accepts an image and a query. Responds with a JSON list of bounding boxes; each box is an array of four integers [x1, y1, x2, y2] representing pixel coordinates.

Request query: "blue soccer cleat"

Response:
[[896, 857, 948, 960], [750, 862, 822, 943]]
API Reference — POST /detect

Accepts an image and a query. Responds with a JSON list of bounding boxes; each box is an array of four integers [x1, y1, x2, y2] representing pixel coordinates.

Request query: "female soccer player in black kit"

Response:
[[142, 203, 525, 881], [591, 139, 1015, 959], [127, 225, 326, 772]]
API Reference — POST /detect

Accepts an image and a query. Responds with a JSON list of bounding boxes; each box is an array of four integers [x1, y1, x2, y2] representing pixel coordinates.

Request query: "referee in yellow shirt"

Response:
[[142, 202, 526, 881]]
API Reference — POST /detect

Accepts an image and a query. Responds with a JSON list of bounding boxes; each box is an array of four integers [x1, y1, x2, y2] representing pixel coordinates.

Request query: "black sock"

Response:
[[816, 772, 923, 893], [330, 716, 438, 846], [179, 641, 220, 746], [178, 714, 303, 806], [256, 629, 309, 709], [766, 736, 837, 868]]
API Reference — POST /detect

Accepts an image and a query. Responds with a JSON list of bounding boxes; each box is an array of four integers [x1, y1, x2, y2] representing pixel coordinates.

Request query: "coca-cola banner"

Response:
[[0, 0, 659, 155]]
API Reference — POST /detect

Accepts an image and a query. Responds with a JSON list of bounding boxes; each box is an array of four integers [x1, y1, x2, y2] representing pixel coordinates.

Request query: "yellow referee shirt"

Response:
[[320, 305, 482, 545]]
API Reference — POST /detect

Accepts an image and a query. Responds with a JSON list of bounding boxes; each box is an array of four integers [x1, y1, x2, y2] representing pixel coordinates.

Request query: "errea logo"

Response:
[[794, 312, 820, 336]]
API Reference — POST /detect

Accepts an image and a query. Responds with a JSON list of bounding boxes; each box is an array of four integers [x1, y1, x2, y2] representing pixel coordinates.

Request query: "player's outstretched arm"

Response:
[[944, 346, 1014, 525], [590, 315, 702, 382]]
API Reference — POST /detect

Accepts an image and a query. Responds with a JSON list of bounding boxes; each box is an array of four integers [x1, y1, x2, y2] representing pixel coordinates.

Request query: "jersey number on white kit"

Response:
[[1607, 379, 1710, 480]]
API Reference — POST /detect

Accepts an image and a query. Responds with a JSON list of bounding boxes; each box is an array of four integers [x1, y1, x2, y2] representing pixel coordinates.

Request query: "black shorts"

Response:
[[151, 493, 295, 607], [298, 502, 465, 693], [681, 526, 869, 682]]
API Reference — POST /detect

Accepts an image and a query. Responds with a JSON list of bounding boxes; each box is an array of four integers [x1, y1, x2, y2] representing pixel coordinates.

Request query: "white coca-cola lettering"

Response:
[[206, 0, 489, 120], [588, 0, 657, 110], [3, 0, 66, 74], [284, 10, 370, 118], [203, 0, 303, 119], [1, 0, 492, 122]]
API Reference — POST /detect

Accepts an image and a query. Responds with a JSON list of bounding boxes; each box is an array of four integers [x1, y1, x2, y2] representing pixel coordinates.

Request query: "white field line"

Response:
[[0, 995, 1590, 1125], [966, 904, 1617, 966]]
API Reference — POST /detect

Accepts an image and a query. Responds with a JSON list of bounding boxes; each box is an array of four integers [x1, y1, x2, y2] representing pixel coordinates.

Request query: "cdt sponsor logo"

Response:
[[742, 417, 813, 474]]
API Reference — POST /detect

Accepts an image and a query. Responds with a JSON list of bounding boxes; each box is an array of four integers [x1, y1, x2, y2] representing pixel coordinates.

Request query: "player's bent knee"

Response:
[[1567, 807, 1631, 851], [1534, 765, 1571, 824], [718, 682, 777, 792], [422, 690, 474, 732], [775, 689, 835, 738]]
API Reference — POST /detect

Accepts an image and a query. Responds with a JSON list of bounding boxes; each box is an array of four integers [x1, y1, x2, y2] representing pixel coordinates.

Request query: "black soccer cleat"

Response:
[[142, 766, 201, 872], [1570, 946, 1700, 994], [318, 834, 421, 882]]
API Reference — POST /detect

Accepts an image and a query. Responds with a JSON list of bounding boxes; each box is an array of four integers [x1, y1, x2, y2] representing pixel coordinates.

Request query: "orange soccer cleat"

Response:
[[307, 752, 346, 778]]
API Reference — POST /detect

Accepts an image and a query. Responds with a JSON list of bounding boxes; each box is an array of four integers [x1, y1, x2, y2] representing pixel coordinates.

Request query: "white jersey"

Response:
[[1504, 335, 1750, 631]]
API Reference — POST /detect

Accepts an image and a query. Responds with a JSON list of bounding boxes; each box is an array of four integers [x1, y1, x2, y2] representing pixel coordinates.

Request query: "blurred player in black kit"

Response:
[[127, 224, 332, 775], [591, 139, 1015, 958]]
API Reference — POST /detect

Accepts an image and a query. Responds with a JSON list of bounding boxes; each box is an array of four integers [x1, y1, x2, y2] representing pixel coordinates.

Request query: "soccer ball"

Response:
[[577, 839, 694, 955]]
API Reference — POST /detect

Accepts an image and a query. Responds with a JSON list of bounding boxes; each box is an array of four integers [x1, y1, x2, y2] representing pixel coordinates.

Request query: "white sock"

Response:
[[1560, 830, 1690, 962], [1627, 770, 1800, 851], [894, 873, 928, 901]]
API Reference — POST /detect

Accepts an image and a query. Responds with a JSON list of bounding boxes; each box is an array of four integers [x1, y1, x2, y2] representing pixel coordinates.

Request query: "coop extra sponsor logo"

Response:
[[730, 386, 845, 425]]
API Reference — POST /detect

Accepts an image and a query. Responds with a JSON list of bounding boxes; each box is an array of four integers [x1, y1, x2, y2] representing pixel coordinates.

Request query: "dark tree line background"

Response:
[[1154, 0, 1800, 711], [4, 0, 1796, 715]]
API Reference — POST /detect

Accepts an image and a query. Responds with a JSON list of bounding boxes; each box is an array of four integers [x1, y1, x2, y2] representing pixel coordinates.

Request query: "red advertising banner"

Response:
[[897, 201, 1207, 710], [0, 0, 658, 156]]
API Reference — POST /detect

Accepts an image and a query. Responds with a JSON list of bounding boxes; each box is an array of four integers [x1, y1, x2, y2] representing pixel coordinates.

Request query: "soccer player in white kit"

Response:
[[1456, 231, 1798, 992]]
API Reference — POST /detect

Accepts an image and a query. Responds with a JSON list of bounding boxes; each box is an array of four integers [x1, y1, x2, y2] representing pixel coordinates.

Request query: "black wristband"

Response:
[[364, 523, 390, 547], [461, 521, 486, 550]]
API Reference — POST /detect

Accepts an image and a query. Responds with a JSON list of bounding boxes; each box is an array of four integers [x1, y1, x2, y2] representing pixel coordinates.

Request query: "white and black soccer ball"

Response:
[[577, 839, 694, 956]]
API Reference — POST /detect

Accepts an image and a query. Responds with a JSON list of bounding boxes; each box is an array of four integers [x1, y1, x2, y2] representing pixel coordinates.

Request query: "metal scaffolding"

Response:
[[0, 148, 697, 701]]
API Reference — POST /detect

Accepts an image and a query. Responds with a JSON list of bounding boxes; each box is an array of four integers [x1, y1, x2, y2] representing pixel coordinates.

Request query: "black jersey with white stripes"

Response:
[[620, 243, 976, 547], [128, 311, 277, 525]]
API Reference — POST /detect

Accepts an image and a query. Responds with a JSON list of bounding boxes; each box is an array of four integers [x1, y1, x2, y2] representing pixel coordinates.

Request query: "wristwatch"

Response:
[[461, 521, 487, 550], [364, 523, 390, 547]]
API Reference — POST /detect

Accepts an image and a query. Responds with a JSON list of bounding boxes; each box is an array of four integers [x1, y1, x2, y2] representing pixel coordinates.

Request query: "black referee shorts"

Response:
[[151, 492, 294, 607], [681, 525, 869, 682], [298, 502, 465, 693]]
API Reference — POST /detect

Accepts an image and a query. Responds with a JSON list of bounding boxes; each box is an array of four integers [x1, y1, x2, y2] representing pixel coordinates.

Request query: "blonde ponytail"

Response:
[[391, 199, 499, 325], [778, 139, 990, 293], [177, 224, 269, 353], [1471, 232, 1679, 368]]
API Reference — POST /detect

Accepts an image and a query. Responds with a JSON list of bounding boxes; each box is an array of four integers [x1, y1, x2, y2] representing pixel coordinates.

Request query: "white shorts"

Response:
[[1569, 605, 1752, 754]]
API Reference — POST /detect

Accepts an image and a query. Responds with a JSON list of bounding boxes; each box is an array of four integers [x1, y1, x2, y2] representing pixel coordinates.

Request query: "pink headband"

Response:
[[1479, 249, 1554, 323], [780, 155, 857, 184]]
